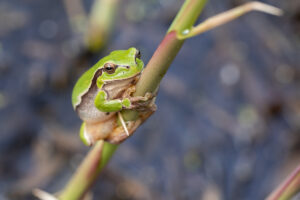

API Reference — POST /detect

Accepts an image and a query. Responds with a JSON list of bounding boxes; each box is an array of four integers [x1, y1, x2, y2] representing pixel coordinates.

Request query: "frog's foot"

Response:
[[131, 100, 157, 112], [124, 92, 156, 110], [122, 85, 136, 98], [146, 102, 157, 112]]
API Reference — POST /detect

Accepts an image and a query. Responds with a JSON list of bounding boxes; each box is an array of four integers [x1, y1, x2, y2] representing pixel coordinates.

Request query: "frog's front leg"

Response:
[[94, 90, 132, 112], [95, 89, 155, 112]]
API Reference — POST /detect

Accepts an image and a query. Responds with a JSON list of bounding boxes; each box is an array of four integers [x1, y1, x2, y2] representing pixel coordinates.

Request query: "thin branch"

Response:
[[58, 141, 117, 200], [178, 1, 282, 39], [267, 165, 300, 200]]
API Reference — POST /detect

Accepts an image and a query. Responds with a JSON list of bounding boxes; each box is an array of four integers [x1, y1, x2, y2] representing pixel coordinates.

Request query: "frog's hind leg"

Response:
[[80, 122, 92, 146], [122, 85, 157, 110], [80, 119, 116, 146]]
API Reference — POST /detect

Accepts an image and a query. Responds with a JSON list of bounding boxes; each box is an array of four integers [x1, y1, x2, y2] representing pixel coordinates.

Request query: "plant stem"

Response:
[[267, 164, 300, 200], [59, 141, 117, 200]]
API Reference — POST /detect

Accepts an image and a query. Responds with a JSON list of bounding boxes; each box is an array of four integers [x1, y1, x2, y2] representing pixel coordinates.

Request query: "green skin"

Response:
[[72, 48, 144, 145]]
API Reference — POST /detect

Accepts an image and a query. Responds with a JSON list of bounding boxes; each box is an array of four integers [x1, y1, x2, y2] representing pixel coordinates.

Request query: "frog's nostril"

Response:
[[126, 66, 130, 69]]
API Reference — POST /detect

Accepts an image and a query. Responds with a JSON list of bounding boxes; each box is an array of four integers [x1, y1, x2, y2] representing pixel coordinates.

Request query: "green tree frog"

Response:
[[72, 47, 155, 146]]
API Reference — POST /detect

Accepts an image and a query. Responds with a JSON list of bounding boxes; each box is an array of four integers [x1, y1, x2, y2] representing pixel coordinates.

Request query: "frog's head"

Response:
[[71, 48, 143, 109], [98, 47, 143, 83]]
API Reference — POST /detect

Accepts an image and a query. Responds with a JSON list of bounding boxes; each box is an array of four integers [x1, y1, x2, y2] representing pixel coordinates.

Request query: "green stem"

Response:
[[59, 142, 117, 200], [267, 165, 300, 200]]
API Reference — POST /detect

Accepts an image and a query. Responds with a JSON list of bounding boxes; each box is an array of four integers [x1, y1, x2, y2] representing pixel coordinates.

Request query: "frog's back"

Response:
[[72, 61, 104, 109]]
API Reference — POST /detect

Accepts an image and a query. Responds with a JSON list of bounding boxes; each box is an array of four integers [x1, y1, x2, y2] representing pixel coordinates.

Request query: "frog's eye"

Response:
[[103, 63, 116, 74], [135, 50, 141, 59]]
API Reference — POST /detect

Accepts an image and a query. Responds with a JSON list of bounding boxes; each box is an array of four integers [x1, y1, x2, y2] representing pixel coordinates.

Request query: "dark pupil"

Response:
[[104, 64, 115, 74]]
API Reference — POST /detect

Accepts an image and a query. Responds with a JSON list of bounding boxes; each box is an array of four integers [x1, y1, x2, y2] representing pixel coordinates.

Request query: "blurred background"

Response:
[[0, 0, 299, 199]]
